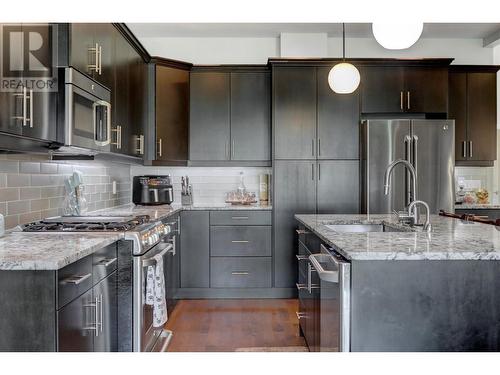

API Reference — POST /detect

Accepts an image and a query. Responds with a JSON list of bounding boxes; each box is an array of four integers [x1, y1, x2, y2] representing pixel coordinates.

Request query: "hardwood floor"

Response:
[[164, 299, 307, 352]]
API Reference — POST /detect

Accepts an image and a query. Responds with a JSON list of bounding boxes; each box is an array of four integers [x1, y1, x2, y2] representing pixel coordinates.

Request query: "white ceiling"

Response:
[[128, 23, 500, 39]]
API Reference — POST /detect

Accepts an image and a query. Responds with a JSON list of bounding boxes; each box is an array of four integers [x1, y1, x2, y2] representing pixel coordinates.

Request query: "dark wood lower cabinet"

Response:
[[0, 243, 118, 352]]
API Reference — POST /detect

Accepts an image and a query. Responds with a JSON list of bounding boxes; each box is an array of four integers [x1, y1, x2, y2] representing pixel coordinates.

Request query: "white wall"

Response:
[[280, 33, 327, 57], [138, 35, 495, 65], [140, 37, 279, 64], [327, 37, 493, 65]]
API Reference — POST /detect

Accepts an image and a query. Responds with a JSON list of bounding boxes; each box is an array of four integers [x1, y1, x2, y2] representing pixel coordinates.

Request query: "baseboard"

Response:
[[175, 287, 297, 299]]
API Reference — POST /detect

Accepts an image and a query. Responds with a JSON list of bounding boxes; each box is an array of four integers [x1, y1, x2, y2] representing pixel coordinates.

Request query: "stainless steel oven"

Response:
[[133, 240, 174, 352], [309, 245, 351, 352], [58, 67, 112, 153]]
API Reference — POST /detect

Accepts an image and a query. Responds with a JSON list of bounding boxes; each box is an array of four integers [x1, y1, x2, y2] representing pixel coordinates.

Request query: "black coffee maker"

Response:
[[133, 175, 174, 205]]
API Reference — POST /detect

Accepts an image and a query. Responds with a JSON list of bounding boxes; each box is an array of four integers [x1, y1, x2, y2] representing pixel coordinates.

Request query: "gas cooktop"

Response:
[[22, 215, 151, 232]]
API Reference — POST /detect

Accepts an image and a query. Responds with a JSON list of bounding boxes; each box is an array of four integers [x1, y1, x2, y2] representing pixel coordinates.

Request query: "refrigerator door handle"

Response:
[[412, 135, 418, 181], [404, 135, 412, 207]]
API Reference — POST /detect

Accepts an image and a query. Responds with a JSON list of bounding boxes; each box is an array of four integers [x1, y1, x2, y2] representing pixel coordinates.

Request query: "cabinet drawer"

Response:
[[92, 243, 118, 283], [210, 257, 272, 288], [210, 211, 271, 226], [58, 255, 93, 309], [210, 226, 271, 256]]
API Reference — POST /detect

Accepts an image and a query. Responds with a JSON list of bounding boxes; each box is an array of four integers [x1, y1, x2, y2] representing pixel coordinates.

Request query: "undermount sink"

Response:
[[324, 224, 403, 233]]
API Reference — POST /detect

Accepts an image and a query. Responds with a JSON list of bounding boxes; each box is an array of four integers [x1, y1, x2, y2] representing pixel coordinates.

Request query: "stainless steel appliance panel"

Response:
[[311, 245, 351, 352], [365, 120, 411, 214], [133, 241, 173, 352], [411, 120, 455, 213]]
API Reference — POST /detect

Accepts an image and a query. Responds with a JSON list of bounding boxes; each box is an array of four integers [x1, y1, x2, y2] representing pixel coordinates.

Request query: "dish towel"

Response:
[[146, 253, 168, 327]]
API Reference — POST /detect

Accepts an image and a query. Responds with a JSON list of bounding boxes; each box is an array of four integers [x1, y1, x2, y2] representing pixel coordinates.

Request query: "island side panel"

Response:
[[0, 270, 57, 351], [350, 260, 500, 352]]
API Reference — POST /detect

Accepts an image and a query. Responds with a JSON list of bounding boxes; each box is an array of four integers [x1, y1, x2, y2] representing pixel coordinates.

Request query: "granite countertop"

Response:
[[93, 202, 272, 221], [0, 203, 272, 271], [295, 214, 500, 261], [0, 232, 121, 270], [455, 204, 500, 210]]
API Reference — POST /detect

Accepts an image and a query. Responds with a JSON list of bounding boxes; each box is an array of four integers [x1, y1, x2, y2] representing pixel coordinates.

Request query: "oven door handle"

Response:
[[141, 243, 173, 268]]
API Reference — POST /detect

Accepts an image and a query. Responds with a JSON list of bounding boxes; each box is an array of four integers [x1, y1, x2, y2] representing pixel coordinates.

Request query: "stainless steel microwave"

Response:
[[57, 67, 112, 154]]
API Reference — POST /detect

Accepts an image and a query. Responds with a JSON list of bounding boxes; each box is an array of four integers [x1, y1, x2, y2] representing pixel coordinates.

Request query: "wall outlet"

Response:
[[112, 181, 117, 195]]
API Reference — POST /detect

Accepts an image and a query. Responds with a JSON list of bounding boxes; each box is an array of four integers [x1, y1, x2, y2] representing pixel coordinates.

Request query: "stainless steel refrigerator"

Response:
[[361, 119, 455, 215]]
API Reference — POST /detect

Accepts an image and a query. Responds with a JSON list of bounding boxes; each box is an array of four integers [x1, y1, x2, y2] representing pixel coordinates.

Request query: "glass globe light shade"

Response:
[[328, 62, 360, 94], [372, 22, 423, 50]]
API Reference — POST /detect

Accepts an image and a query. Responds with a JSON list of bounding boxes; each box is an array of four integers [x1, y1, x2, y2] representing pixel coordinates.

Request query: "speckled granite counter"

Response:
[[93, 202, 272, 221], [0, 232, 121, 270], [295, 214, 500, 261], [0, 203, 272, 271], [455, 204, 500, 210]]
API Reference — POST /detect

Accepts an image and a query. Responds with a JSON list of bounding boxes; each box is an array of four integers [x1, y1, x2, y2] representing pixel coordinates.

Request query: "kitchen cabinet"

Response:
[[58, 289, 95, 352], [110, 28, 147, 158], [92, 272, 118, 352], [360, 66, 404, 113], [230, 71, 271, 161], [449, 66, 499, 166], [189, 68, 271, 163], [317, 160, 360, 214], [70, 23, 115, 88], [180, 211, 210, 288], [361, 63, 450, 114], [189, 72, 231, 161], [274, 160, 317, 288], [0, 242, 118, 352], [273, 67, 317, 159], [404, 66, 448, 114], [154, 62, 190, 163], [317, 67, 360, 159], [0, 23, 57, 143]]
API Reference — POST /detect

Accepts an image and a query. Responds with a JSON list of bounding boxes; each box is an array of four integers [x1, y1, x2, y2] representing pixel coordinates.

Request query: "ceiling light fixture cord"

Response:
[[342, 23, 346, 61]]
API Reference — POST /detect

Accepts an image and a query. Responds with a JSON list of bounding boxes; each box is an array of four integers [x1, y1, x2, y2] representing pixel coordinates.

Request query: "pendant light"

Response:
[[328, 23, 360, 94], [372, 22, 423, 50]]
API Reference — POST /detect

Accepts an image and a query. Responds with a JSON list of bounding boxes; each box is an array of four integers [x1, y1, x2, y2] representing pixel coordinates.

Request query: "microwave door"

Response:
[[65, 84, 111, 152]]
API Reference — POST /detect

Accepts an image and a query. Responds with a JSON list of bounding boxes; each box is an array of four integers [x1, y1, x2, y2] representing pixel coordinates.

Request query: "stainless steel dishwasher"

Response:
[[309, 244, 351, 352]]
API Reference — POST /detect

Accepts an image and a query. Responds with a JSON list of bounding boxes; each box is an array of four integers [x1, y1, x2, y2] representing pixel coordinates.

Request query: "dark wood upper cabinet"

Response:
[[273, 67, 317, 159], [361, 62, 449, 114], [230, 71, 271, 161], [361, 65, 404, 113], [189, 71, 231, 161], [70, 23, 115, 88], [404, 66, 448, 113], [449, 66, 499, 165], [188, 68, 271, 163], [449, 71, 468, 162], [0, 23, 57, 143], [317, 67, 360, 159], [155, 64, 190, 163]]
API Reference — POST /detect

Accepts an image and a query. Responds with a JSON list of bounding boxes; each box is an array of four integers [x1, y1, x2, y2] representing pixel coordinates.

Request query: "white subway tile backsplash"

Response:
[[131, 165, 271, 205], [0, 156, 132, 229]]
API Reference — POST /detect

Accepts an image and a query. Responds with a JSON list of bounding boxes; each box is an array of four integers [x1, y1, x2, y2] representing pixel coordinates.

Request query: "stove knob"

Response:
[[147, 236, 155, 245], [163, 226, 170, 234]]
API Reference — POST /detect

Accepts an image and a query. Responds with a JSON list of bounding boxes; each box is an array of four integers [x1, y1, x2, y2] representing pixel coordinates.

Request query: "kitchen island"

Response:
[[295, 214, 500, 351]]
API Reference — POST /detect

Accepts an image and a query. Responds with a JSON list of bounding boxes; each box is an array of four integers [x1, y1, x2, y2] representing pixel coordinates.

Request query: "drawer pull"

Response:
[[61, 273, 91, 285], [296, 283, 308, 290], [231, 216, 249, 220], [231, 240, 249, 243], [296, 312, 306, 320], [296, 255, 308, 261], [98, 258, 117, 267], [296, 229, 310, 235], [231, 271, 249, 275]]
